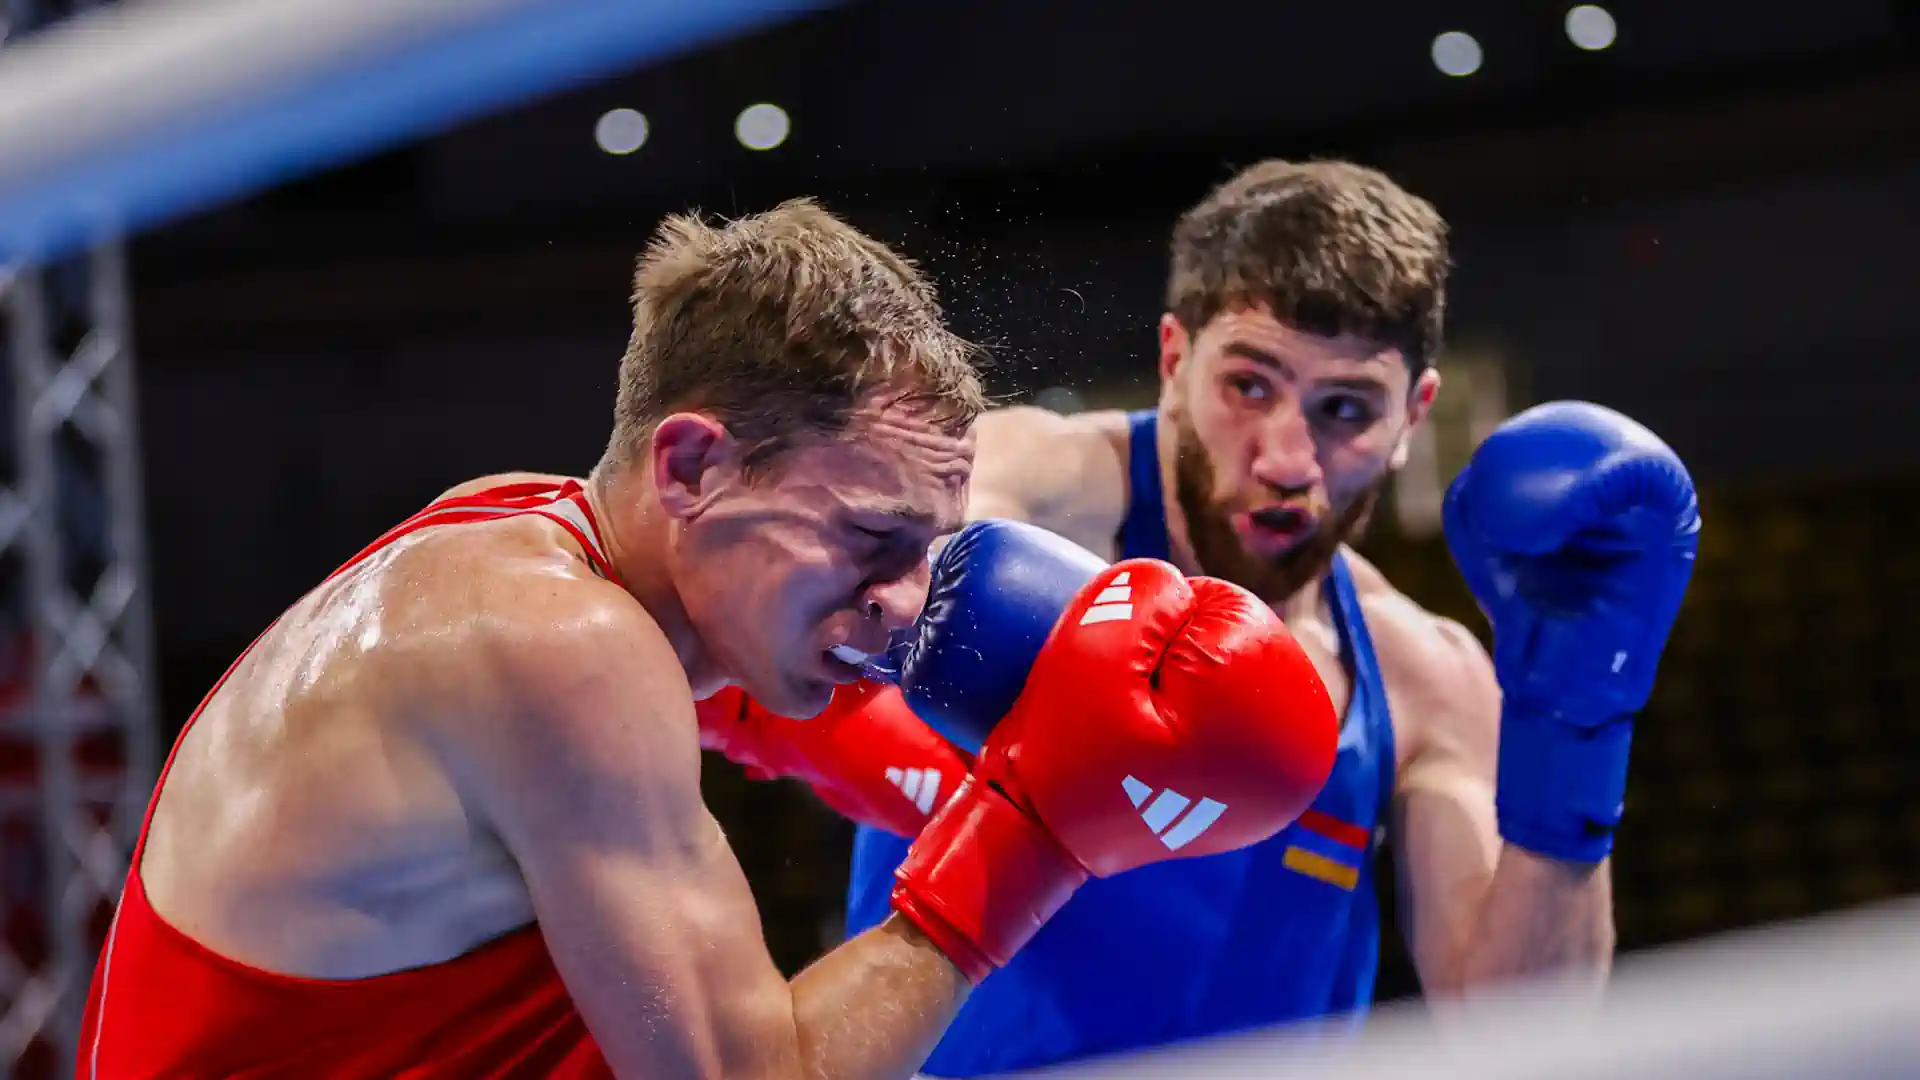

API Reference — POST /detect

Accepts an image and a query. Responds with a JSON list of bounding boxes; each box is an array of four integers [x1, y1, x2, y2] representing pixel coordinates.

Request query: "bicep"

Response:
[[518, 802, 793, 1080], [967, 408, 1124, 553], [463, 627, 795, 1080]]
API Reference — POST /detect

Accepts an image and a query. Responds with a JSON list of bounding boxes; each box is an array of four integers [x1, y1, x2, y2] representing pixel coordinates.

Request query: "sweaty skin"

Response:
[[140, 400, 990, 1080], [966, 319, 1612, 997]]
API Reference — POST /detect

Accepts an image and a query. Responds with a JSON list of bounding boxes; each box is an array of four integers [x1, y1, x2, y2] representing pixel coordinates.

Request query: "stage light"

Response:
[[593, 108, 649, 155], [735, 103, 790, 151], [1565, 5, 1617, 50], [1430, 31, 1483, 77]]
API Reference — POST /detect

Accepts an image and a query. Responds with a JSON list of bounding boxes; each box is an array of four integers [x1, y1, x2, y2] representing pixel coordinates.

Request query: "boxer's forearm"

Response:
[[1458, 846, 1614, 991], [1440, 400, 1694, 992], [788, 915, 970, 1080]]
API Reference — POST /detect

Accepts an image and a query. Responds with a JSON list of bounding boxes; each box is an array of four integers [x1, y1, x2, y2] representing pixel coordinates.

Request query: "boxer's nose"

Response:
[[864, 560, 930, 639], [1250, 402, 1324, 495]]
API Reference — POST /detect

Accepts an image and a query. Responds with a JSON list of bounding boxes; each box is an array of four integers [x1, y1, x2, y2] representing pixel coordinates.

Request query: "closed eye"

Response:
[[851, 525, 924, 573], [862, 525, 924, 553]]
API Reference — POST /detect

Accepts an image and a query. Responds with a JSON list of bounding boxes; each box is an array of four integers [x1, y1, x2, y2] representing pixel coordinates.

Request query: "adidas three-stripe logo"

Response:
[[1123, 775, 1227, 851], [1083, 574, 1225, 849], [1078, 571, 1133, 626], [886, 766, 943, 815]]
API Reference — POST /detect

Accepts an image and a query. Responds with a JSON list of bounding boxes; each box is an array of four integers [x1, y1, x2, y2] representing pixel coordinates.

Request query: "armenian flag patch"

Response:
[[1281, 809, 1369, 890]]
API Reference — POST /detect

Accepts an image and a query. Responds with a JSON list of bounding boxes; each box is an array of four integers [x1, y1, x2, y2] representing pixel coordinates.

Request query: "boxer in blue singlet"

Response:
[[698, 158, 1698, 1076], [846, 407, 1397, 1071], [828, 160, 1697, 1075]]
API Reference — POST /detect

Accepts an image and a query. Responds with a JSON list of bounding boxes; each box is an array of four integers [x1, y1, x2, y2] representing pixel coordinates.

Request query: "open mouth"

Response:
[[1237, 506, 1316, 552]]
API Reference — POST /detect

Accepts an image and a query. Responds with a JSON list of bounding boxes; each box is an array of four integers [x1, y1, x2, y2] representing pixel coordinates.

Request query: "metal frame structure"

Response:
[[0, 243, 160, 1077], [0, 189, 158, 1080], [0, 0, 163, 1061]]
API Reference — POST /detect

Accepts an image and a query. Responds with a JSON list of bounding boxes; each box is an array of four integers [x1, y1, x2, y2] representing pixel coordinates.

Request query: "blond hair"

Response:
[[607, 198, 985, 474]]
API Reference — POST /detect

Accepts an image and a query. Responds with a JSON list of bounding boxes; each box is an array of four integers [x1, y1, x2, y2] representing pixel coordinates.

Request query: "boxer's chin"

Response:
[[1185, 485, 1383, 604], [793, 683, 836, 720], [762, 673, 836, 720]]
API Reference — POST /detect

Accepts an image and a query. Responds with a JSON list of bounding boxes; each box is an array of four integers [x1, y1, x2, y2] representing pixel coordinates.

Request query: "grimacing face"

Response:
[[665, 400, 973, 719], [1158, 306, 1437, 602]]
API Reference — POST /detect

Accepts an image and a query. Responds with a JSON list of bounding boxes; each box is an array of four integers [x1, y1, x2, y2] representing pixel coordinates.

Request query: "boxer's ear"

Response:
[[651, 412, 736, 518], [1157, 314, 1191, 382], [1390, 368, 1443, 470]]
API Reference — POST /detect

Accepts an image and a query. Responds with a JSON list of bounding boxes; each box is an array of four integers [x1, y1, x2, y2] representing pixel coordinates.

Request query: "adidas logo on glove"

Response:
[[1077, 571, 1134, 626], [886, 766, 944, 816], [1122, 775, 1226, 851]]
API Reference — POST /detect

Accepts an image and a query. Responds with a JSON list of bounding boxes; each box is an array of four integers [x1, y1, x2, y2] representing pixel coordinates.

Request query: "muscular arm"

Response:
[[964, 407, 1126, 551], [449, 587, 968, 1080], [1387, 613, 1615, 998]]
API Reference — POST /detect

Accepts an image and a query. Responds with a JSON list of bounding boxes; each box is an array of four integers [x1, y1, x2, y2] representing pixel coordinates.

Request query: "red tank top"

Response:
[[78, 481, 621, 1079]]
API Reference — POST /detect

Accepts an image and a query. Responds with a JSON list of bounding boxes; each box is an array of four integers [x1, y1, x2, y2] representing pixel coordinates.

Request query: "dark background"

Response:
[[32, 0, 1920, 1020]]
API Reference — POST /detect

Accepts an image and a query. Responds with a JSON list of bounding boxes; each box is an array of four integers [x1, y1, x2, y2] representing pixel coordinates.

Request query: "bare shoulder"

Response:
[[431, 471, 579, 504], [384, 519, 690, 764], [1342, 549, 1499, 766], [971, 406, 1128, 552], [382, 523, 704, 871]]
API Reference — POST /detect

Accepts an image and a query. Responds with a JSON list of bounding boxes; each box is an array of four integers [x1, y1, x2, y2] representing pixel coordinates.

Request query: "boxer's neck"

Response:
[[1272, 576, 1331, 627], [583, 466, 728, 695]]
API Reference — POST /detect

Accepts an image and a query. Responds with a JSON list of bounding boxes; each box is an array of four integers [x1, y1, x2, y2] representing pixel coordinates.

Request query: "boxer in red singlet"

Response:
[[77, 200, 1339, 1079]]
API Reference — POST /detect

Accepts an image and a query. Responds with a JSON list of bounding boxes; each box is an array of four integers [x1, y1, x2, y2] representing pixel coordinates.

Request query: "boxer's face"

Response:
[[658, 397, 973, 718], [1157, 305, 1438, 602]]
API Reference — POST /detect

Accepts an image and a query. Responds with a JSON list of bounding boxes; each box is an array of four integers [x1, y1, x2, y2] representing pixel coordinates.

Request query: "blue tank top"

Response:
[[844, 410, 1397, 1075]]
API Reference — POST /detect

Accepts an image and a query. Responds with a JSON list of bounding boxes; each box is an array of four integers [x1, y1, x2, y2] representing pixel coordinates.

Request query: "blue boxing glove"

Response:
[[1444, 401, 1700, 863], [891, 519, 1107, 753]]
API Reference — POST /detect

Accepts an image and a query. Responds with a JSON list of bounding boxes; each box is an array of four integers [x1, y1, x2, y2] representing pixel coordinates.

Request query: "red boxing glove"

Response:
[[696, 681, 970, 837], [891, 560, 1339, 982]]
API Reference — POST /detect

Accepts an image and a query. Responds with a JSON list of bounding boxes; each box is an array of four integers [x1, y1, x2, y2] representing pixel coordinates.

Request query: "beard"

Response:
[[1169, 405, 1385, 604]]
